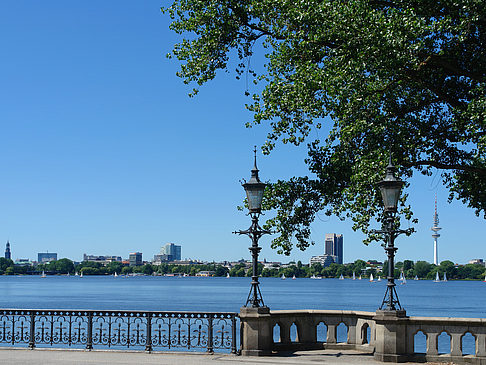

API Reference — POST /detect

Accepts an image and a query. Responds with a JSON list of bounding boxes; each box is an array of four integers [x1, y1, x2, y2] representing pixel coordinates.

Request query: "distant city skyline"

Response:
[[0, 1, 484, 266]]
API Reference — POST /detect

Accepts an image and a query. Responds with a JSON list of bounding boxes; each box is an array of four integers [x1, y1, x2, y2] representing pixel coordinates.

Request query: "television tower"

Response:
[[431, 196, 441, 265]]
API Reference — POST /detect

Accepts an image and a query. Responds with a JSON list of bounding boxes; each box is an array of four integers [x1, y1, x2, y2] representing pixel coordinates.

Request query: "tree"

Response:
[[0, 258, 13, 274], [49, 258, 74, 274], [164, 0, 486, 254], [414, 261, 432, 278]]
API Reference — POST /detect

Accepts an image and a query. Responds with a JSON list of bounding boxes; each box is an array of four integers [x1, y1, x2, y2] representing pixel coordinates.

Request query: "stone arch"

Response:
[[316, 321, 327, 342], [337, 322, 348, 343], [272, 323, 281, 343], [290, 322, 298, 342], [438, 331, 451, 354], [413, 330, 427, 353], [461, 332, 476, 355], [360, 322, 370, 344]]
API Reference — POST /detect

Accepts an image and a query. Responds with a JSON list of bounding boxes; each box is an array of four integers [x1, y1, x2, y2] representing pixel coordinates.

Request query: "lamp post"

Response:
[[234, 147, 272, 308], [372, 156, 412, 312]]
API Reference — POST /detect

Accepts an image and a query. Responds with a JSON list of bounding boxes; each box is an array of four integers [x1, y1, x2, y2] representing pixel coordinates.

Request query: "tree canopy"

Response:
[[163, 0, 486, 254]]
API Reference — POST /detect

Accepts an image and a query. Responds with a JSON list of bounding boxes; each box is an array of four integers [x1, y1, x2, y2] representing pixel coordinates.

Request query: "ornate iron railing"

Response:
[[0, 309, 237, 353]]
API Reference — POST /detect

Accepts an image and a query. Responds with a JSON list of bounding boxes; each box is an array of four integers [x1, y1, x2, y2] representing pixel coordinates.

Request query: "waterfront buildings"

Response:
[[309, 254, 335, 267], [38, 252, 57, 263], [431, 197, 442, 265], [4, 241, 11, 260], [83, 254, 122, 265], [469, 259, 485, 267], [325, 233, 343, 265], [155, 243, 181, 262], [308, 233, 343, 267], [129, 252, 143, 266]]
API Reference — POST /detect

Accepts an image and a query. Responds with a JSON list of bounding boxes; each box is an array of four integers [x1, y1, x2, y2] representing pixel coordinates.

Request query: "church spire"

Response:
[[5, 240, 11, 260]]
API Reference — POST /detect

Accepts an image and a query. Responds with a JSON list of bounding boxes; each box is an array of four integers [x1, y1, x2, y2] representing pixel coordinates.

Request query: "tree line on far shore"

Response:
[[1, 257, 485, 280]]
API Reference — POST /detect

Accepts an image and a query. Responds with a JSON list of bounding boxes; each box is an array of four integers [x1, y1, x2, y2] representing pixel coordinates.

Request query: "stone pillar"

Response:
[[239, 306, 273, 356], [426, 332, 439, 356], [477, 333, 486, 357], [373, 310, 410, 363], [327, 324, 337, 343], [451, 333, 462, 356]]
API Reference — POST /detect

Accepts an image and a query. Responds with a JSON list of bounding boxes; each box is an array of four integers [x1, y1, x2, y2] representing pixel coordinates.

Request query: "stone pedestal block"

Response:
[[239, 306, 272, 356], [373, 310, 410, 363]]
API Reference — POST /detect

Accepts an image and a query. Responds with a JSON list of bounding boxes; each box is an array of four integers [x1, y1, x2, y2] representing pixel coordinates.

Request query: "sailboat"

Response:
[[339, 274, 344, 280], [352, 272, 356, 280], [369, 273, 374, 282], [66, 272, 70, 277], [41, 270, 46, 278], [311, 274, 316, 279], [75, 271, 79, 276], [114, 272, 118, 277], [434, 272, 440, 282], [401, 275, 407, 285], [281, 274, 286, 280], [358, 275, 362, 280], [414, 275, 419, 280], [226, 273, 230, 278], [292, 275, 296, 280], [443, 272, 448, 282], [377, 276, 381, 282], [80, 271, 84, 278]]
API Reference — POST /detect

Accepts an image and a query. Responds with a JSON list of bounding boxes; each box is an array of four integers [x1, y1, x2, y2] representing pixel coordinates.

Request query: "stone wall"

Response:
[[239, 307, 486, 364]]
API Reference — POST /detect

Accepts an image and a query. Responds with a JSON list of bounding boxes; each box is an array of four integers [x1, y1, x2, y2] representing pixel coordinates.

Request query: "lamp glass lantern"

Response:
[[243, 180, 266, 213], [377, 160, 405, 213]]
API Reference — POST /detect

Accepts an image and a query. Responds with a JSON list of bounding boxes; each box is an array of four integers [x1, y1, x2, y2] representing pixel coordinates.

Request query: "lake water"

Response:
[[1, 275, 483, 354], [1, 275, 484, 318]]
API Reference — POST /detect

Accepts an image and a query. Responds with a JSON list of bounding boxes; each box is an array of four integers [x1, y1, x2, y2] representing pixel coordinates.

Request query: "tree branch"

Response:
[[402, 160, 486, 175]]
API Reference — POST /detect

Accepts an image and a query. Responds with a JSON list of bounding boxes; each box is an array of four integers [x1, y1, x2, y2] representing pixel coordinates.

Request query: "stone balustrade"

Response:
[[239, 307, 486, 364]]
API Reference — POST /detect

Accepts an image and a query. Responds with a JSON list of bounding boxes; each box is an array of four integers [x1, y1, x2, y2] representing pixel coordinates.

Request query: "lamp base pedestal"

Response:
[[373, 310, 409, 363], [239, 306, 272, 356]]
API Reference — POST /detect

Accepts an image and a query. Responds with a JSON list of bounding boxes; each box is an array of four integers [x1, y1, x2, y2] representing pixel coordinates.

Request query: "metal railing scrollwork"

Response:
[[0, 309, 237, 354]]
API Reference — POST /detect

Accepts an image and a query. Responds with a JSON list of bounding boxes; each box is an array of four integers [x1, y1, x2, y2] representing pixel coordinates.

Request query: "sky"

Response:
[[0, 1, 483, 265]]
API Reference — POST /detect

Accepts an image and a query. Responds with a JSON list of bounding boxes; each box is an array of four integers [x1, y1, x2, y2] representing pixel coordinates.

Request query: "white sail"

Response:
[[369, 273, 374, 282], [377, 276, 381, 282], [41, 270, 46, 278], [311, 274, 316, 279], [443, 272, 447, 281], [281, 274, 286, 280], [80, 272, 84, 278], [226, 273, 230, 278], [359, 275, 362, 280], [339, 274, 344, 280], [114, 272, 118, 277], [292, 275, 296, 280], [352, 272, 356, 280], [414, 275, 419, 280], [434, 272, 440, 282]]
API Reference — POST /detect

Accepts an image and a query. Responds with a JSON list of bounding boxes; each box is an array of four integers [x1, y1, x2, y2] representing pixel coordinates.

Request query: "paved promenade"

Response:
[[0, 348, 446, 365]]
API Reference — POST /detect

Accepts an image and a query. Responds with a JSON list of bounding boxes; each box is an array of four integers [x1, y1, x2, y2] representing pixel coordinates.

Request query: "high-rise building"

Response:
[[160, 243, 181, 261], [129, 252, 143, 266], [324, 233, 343, 265], [431, 196, 442, 265], [38, 252, 57, 263], [5, 241, 11, 260]]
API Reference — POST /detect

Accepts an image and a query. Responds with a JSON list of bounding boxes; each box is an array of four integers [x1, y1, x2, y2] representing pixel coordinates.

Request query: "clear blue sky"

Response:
[[0, 1, 483, 265]]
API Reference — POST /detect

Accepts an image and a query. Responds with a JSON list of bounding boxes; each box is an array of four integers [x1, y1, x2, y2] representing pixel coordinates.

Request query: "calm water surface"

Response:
[[1, 276, 484, 318]]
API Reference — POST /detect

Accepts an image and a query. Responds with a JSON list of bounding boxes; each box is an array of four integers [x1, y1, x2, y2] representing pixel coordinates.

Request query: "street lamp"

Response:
[[372, 156, 412, 312], [234, 147, 272, 308]]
